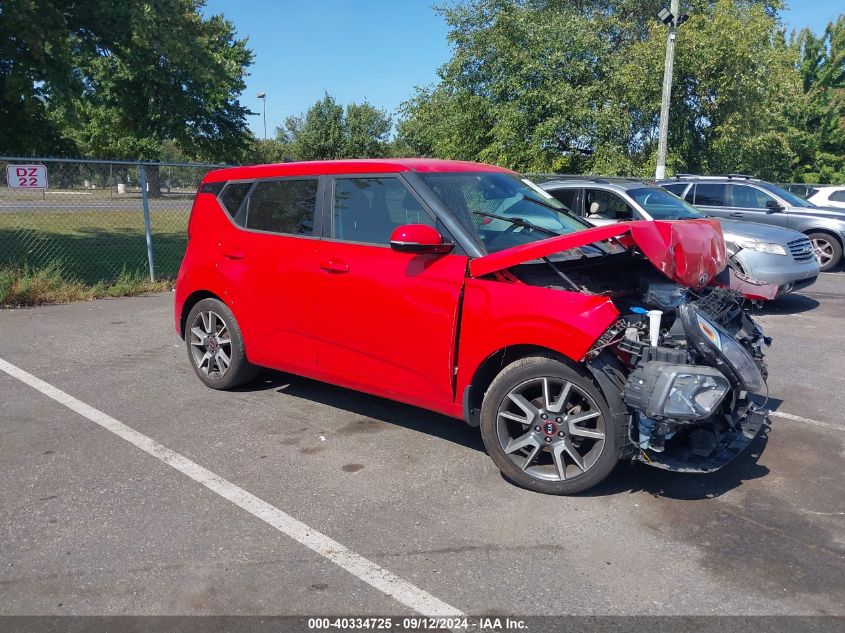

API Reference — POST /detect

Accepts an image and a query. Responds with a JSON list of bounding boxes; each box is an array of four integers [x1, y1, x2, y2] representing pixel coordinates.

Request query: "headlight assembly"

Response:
[[732, 237, 788, 256], [623, 362, 730, 420], [682, 306, 766, 393]]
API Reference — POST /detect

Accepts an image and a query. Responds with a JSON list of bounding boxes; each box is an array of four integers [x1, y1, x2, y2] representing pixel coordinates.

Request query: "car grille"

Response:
[[788, 237, 815, 262]]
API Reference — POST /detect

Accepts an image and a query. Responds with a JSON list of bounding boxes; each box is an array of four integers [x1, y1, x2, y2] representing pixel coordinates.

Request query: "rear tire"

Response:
[[479, 355, 619, 495], [808, 232, 842, 272], [185, 298, 259, 390]]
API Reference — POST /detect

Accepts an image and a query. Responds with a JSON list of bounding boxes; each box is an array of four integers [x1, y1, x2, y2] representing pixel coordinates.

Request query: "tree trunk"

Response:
[[146, 164, 162, 198]]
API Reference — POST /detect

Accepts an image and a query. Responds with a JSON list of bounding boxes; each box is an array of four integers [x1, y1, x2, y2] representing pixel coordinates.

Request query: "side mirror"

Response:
[[389, 224, 454, 254], [765, 200, 784, 212]]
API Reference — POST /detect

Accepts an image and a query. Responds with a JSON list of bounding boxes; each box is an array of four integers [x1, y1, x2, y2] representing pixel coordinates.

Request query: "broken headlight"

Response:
[[624, 362, 730, 420], [681, 305, 765, 393]]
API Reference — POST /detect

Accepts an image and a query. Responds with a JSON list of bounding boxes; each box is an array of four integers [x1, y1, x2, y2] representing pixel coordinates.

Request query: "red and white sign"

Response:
[[6, 164, 48, 189]]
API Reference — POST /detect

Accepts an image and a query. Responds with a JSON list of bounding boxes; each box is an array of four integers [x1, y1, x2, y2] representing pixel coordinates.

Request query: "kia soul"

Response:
[[175, 159, 770, 494]]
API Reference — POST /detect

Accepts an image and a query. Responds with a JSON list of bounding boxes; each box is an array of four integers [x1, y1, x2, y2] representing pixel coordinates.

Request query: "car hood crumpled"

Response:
[[469, 219, 727, 288]]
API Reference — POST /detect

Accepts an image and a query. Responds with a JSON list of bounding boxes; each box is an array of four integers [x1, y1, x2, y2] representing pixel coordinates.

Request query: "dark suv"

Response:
[[658, 175, 845, 271]]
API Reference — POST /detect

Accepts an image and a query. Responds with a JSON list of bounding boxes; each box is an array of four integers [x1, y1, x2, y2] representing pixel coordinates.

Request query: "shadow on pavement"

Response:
[[582, 426, 771, 500], [235, 369, 486, 453], [754, 292, 819, 315], [238, 369, 771, 500]]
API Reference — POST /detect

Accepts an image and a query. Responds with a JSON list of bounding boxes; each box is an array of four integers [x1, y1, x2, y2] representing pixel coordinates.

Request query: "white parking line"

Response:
[[769, 410, 841, 431], [0, 357, 463, 618]]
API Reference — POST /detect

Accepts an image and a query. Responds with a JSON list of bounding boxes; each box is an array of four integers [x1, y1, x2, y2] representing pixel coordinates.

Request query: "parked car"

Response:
[[807, 185, 845, 210], [658, 175, 845, 271], [175, 159, 770, 495], [541, 178, 819, 297]]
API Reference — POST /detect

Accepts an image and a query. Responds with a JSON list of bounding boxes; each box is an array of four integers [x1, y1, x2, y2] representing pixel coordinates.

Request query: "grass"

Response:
[[0, 262, 172, 307], [0, 209, 189, 283]]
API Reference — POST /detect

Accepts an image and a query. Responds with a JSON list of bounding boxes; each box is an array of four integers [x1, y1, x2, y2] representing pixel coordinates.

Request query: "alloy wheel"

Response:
[[495, 376, 606, 482], [811, 237, 835, 268], [189, 310, 232, 379]]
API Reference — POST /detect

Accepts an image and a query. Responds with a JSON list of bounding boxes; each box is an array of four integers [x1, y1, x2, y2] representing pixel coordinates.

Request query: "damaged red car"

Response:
[[175, 159, 770, 494]]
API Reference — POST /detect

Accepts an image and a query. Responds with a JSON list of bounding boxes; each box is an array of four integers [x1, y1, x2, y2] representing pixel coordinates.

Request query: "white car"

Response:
[[807, 186, 845, 209]]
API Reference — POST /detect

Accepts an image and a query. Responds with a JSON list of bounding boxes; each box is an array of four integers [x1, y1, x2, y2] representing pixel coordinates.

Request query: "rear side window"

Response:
[[549, 188, 578, 213], [246, 179, 318, 235], [219, 182, 252, 224], [730, 184, 775, 209], [830, 190, 845, 203], [332, 177, 433, 245], [661, 183, 687, 197], [694, 183, 727, 206]]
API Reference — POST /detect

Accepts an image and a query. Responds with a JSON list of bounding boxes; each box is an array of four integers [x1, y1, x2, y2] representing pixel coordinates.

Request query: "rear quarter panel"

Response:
[[455, 278, 620, 398], [174, 192, 247, 338]]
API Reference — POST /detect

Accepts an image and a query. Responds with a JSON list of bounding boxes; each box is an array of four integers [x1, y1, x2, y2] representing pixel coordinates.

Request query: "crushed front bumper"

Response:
[[636, 406, 767, 473]]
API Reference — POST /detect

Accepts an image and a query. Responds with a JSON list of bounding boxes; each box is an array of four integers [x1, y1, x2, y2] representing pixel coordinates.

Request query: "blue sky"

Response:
[[203, 0, 844, 138]]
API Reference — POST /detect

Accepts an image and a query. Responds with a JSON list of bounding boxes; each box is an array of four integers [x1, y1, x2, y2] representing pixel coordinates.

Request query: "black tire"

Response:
[[479, 355, 619, 495], [808, 232, 842, 272], [185, 298, 259, 390]]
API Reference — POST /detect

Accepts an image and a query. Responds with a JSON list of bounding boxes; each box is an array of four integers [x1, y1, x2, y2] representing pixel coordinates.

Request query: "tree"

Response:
[[0, 1, 141, 155], [397, 0, 845, 181], [276, 94, 393, 161], [0, 0, 254, 191], [788, 16, 845, 183], [345, 101, 392, 157]]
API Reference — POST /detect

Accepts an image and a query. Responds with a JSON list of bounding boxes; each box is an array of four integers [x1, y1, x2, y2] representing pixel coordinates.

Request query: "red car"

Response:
[[175, 159, 770, 494]]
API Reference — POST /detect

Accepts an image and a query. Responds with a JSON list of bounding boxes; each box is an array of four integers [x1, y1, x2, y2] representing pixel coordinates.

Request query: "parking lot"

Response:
[[1, 274, 844, 618]]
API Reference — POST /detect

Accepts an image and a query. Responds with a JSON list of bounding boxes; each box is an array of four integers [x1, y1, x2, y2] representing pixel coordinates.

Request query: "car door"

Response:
[[314, 174, 469, 403], [727, 184, 789, 228], [221, 177, 322, 370], [582, 188, 639, 226], [691, 182, 731, 219]]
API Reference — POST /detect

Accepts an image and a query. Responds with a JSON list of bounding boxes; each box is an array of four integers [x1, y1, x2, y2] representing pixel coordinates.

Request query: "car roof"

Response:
[[657, 174, 764, 183], [203, 158, 515, 183], [541, 178, 652, 191]]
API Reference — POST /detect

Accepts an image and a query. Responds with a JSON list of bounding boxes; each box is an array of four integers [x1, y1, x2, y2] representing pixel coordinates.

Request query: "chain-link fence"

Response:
[[0, 157, 225, 284]]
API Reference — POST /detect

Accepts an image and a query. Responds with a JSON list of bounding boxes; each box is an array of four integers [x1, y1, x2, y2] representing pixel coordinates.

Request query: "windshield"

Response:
[[759, 182, 814, 207], [628, 187, 705, 219], [419, 172, 591, 253]]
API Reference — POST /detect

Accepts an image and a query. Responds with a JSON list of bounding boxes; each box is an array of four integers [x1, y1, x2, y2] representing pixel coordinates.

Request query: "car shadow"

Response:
[[579, 425, 771, 500], [753, 292, 819, 315], [237, 369, 770, 500], [234, 369, 487, 453]]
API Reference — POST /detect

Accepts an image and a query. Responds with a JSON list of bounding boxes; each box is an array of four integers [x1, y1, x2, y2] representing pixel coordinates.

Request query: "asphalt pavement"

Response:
[[1, 274, 843, 617]]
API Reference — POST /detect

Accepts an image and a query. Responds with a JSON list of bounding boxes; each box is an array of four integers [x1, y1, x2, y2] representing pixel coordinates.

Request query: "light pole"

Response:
[[654, 1, 689, 179], [257, 92, 267, 141]]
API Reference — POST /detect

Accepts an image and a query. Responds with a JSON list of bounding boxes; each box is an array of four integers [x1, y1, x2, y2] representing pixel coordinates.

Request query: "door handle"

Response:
[[223, 251, 246, 260], [320, 258, 349, 273], [729, 212, 744, 218]]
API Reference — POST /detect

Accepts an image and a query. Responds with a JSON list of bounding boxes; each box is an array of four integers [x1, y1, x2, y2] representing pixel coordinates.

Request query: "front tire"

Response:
[[808, 232, 842, 272], [479, 356, 619, 495], [185, 298, 259, 390]]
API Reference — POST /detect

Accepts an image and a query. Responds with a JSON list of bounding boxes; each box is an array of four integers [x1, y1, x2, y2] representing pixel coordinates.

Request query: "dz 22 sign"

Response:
[[6, 164, 48, 189]]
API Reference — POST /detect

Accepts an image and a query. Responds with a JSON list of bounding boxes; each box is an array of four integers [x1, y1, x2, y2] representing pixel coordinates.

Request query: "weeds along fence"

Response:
[[0, 157, 225, 284]]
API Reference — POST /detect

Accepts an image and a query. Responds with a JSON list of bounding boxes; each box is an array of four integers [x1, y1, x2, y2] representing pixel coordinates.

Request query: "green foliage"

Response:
[[266, 93, 393, 162], [0, 0, 254, 164], [398, 0, 844, 182]]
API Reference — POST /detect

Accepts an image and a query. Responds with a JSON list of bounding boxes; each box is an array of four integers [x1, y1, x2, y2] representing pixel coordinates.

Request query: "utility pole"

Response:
[[257, 92, 267, 141], [655, 0, 681, 180]]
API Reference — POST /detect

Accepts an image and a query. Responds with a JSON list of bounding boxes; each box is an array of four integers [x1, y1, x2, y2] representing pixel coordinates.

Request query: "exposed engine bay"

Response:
[[511, 249, 770, 472]]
